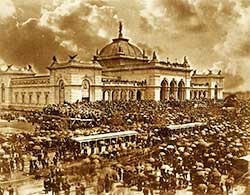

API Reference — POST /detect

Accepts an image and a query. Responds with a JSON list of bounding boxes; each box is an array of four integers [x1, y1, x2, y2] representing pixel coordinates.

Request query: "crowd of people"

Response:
[[0, 97, 249, 194]]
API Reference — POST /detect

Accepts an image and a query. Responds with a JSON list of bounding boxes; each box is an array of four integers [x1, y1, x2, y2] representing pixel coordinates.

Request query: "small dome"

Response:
[[99, 38, 143, 58]]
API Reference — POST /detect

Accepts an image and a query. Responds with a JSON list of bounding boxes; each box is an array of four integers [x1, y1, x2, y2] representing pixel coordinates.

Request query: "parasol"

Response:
[[33, 145, 41, 150]]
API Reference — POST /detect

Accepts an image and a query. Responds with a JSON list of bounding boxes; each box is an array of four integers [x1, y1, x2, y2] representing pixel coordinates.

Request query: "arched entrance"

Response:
[[194, 91, 197, 99], [82, 80, 90, 101], [177, 80, 185, 101], [214, 85, 218, 100], [169, 80, 177, 100], [103, 90, 109, 101], [112, 90, 119, 101], [58, 80, 65, 104], [1, 83, 5, 103], [121, 90, 127, 100], [128, 90, 134, 100], [136, 90, 142, 101], [203, 91, 207, 98], [160, 79, 168, 101]]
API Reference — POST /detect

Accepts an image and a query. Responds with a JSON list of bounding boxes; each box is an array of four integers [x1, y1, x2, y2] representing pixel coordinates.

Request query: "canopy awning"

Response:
[[240, 155, 250, 162], [167, 122, 206, 130], [72, 130, 138, 143]]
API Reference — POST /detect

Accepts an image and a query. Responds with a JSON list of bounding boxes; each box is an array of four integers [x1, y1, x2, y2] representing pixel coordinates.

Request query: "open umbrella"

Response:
[[196, 162, 204, 168], [210, 153, 217, 157], [3, 154, 10, 159], [90, 154, 100, 159], [0, 148, 5, 155], [235, 143, 243, 147], [149, 157, 155, 163], [226, 153, 233, 158], [99, 140, 105, 145], [178, 147, 185, 153], [198, 184, 207, 191], [167, 145, 175, 149], [33, 145, 41, 150], [125, 165, 133, 171], [197, 171, 206, 177], [207, 158, 216, 164], [212, 171, 221, 177], [82, 158, 91, 164], [145, 166, 153, 171], [183, 152, 190, 157], [2, 142, 10, 148], [191, 144, 196, 148], [93, 159, 100, 164]]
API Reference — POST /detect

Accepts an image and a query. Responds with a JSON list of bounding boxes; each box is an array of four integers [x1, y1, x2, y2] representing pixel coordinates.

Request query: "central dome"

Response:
[[99, 38, 143, 58], [98, 22, 144, 59]]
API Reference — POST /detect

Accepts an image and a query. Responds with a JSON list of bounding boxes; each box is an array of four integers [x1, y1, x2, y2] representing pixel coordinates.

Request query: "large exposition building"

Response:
[[0, 23, 224, 110]]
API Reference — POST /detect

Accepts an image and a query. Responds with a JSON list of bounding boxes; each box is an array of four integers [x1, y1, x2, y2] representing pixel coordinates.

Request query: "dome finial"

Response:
[[118, 21, 123, 38]]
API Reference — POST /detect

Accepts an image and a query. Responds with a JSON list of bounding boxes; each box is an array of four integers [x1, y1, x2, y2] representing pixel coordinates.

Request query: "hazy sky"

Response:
[[0, 0, 249, 92]]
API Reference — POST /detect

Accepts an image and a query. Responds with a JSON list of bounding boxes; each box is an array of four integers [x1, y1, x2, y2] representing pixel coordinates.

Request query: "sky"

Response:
[[0, 0, 249, 92]]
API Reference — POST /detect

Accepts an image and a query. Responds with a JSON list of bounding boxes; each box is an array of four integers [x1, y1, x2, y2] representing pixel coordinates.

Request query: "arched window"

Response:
[[136, 90, 142, 101], [29, 93, 33, 104], [177, 80, 185, 101], [82, 80, 90, 101], [1, 83, 5, 103], [36, 92, 41, 104], [45, 92, 49, 105], [21, 93, 25, 104], [58, 80, 65, 104], [160, 79, 168, 101], [15, 92, 18, 104]]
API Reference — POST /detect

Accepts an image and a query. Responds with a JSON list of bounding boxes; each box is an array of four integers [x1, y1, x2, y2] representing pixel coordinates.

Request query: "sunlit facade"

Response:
[[0, 24, 224, 110]]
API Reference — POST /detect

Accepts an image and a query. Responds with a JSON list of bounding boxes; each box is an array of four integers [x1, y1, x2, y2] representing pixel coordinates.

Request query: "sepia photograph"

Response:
[[0, 0, 250, 194]]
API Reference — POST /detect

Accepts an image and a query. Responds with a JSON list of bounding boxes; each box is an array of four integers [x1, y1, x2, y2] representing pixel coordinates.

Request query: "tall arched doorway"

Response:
[[112, 90, 119, 101], [194, 91, 197, 99], [82, 80, 90, 101], [214, 85, 218, 100], [169, 80, 177, 100], [136, 90, 142, 101], [121, 90, 127, 100], [129, 90, 134, 100], [160, 79, 168, 101], [103, 90, 109, 101], [1, 83, 5, 103], [178, 80, 185, 101], [203, 91, 207, 98], [58, 80, 65, 104]]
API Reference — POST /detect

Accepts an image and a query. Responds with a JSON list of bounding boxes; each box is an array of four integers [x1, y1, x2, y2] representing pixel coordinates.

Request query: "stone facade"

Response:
[[0, 24, 224, 110]]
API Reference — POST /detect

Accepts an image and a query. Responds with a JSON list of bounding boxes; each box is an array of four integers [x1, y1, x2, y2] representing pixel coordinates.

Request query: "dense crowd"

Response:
[[0, 97, 250, 194]]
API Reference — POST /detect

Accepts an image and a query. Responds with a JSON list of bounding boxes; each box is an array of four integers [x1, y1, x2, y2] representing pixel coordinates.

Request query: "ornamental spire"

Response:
[[118, 21, 123, 38]]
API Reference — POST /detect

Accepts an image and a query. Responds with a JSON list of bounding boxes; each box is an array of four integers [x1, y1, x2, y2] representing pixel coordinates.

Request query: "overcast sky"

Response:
[[0, 0, 249, 92]]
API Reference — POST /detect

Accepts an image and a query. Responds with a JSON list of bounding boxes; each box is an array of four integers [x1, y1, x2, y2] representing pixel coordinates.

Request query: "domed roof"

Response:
[[98, 22, 144, 59], [99, 38, 143, 58]]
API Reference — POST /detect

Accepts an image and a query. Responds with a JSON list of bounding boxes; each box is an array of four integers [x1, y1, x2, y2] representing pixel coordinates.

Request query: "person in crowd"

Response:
[[0, 186, 4, 195], [7, 185, 14, 195]]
